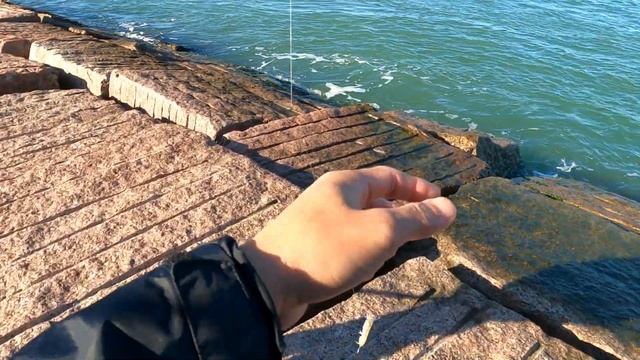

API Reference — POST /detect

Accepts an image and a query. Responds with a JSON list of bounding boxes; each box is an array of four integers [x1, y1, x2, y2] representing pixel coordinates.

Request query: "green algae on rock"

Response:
[[224, 106, 492, 191], [523, 177, 640, 235], [381, 111, 523, 179], [437, 177, 640, 359]]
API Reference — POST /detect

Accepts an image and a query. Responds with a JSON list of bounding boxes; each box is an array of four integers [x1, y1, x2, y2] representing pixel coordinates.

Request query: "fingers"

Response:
[[369, 196, 457, 245], [351, 166, 441, 203], [366, 198, 395, 209]]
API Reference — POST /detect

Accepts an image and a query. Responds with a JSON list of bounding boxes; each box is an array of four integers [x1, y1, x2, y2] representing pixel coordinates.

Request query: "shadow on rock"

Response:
[[287, 244, 639, 360]]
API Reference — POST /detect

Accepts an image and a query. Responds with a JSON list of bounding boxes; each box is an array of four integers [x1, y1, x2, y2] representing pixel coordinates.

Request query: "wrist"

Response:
[[240, 240, 307, 329]]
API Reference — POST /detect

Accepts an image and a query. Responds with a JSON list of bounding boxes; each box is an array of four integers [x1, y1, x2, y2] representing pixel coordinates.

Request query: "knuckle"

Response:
[[318, 169, 350, 182], [408, 203, 431, 226]]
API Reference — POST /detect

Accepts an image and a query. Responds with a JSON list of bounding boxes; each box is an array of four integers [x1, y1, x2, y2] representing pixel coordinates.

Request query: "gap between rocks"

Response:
[[448, 264, 618, 360]]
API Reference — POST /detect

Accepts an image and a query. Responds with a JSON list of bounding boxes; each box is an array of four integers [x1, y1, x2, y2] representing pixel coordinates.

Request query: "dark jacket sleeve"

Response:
[[14, 236, 285, 360]]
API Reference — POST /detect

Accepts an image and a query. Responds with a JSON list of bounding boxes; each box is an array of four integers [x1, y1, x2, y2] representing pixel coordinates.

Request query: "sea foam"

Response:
[[324, 83, 366, 99], [556, 159, 579, 173]]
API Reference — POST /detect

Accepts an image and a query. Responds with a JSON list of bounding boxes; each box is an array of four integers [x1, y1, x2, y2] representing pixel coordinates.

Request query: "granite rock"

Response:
[[437, 177, 640, 359], [522, 177, 640, 235], [109, 63, 317, 139], [1, 21, 75, 58], [225, 106, 492, 191], [1, 21, 318, 138], [382, 111, 523, 178], [0, 52, 59, 94], [0, 90, 300, 357], [0, 3, 39, 23], [286, 250, 589, 359], [420, 304, 592, 360]]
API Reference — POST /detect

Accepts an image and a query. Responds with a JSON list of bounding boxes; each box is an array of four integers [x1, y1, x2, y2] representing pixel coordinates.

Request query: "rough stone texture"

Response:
[[0, 21, 87, 59], [225, 106, 492, 191], [1, 21, 320, 138], [0, 90, 301, 358], [109, 62, 319, 139], [286, 251, 589, 359], [382, 111, 523, 178], [0, 3, 39, 23], [0, 52, 59, 94], [285, 257, 435, 359], [522, 177, 640, 235], [419, 304, 593, 360], [437, 177, 640, 359]]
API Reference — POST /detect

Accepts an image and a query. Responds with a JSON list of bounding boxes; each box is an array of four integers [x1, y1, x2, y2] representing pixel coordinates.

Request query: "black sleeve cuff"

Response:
[[15, 236, 285, 360], [186, 235, 286, 356]]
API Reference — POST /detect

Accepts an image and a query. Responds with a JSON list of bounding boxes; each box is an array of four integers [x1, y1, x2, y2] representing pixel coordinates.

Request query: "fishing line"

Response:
[[289, 0, 294, 105]]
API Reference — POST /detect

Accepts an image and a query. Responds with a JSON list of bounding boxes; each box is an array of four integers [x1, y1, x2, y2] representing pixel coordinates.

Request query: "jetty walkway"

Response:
[[1, 2, 639, 359]]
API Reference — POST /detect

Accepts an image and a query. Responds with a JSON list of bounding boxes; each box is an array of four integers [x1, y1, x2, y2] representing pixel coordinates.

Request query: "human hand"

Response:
[[240, 166, 456, 329]]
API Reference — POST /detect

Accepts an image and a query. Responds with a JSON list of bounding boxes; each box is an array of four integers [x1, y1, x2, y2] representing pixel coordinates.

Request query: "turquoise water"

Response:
[[14, 0, 640, 200]]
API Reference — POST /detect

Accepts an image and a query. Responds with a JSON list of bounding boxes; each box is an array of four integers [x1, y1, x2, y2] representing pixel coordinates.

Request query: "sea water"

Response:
[[13, 0, 640, 200]]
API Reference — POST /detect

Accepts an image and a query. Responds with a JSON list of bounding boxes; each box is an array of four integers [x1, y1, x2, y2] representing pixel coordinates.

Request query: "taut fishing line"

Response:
[[289, 0, 294, 105]]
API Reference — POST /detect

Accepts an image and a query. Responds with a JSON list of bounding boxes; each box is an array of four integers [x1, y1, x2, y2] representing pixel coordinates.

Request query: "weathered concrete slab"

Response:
[[523, 177, 640, 235], [382, 111, 523, 178], [224, 106, 492, 191], [0, 52, 58, 94], [0, 3, 39, 23], [437, 177, 640, 359], [0, 89, 301, 358]]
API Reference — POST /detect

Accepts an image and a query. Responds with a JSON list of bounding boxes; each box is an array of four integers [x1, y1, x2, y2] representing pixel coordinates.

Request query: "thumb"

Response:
[[385, 197, 457, 244]]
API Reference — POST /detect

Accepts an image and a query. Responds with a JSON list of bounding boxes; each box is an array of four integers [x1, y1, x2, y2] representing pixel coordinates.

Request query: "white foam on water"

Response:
[[556, 159, 579, 173], [533, 170, 559, 179], [346, 94, 362, 102], [404, 110, 416, 114], [445, 113, 459, 120], [311, 68, 318, 73], [310, 88, 323, 96], [381, 70, 395, 85], [370, 103, 381, 110], [527, 127, 541, 131], [626, 172, 640, 177], [468, 122, 478, 130], [117, 31, 156, 43], [270, 52, 329, 64], [324, 82, 366, 99], [275, 74, 296, 84], [256, 59, 275, 70]]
